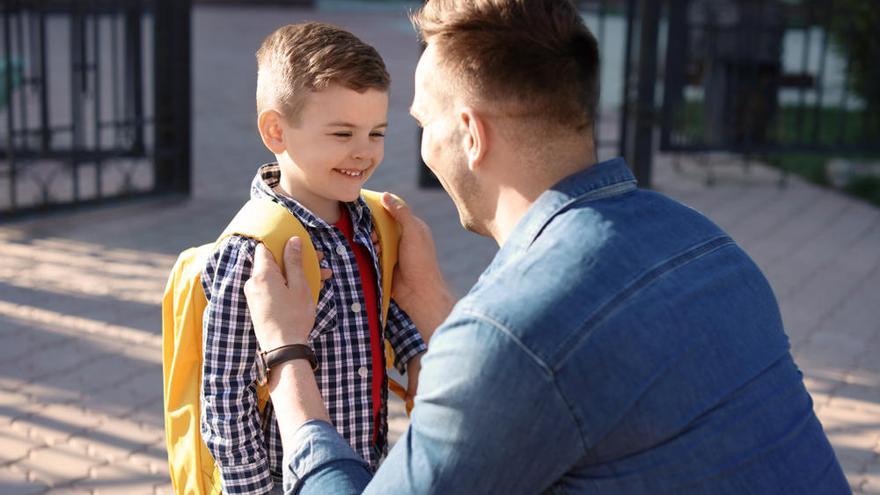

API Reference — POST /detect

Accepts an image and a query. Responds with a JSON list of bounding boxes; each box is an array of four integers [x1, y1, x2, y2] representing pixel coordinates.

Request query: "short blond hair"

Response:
[[256, 22, 390, 122], [411, 0, 599, 131]]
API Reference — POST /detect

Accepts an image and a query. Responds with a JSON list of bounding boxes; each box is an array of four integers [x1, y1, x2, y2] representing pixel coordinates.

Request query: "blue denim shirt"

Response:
[[283, 158, 848, 494]]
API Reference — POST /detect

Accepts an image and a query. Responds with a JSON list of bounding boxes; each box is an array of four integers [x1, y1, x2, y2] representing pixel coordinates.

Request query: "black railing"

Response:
[[661, 0, 880, 155], [0, 0, 190, 218]]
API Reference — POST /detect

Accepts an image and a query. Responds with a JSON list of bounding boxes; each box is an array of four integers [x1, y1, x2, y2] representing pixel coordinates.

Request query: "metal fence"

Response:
[[0, 0, 190, 218], [660, 0, 880, 155]]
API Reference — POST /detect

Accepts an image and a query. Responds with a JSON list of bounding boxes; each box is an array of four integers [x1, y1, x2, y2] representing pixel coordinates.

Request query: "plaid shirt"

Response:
[[200, 164, 426, 494]]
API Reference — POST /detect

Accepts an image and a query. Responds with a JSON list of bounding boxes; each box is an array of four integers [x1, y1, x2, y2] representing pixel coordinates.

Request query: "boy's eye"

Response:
[[332, 132, 352, 138], [370, 132, 385, 138]]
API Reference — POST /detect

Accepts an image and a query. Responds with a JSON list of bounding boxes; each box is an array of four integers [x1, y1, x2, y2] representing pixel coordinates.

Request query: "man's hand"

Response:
[[381, 193, 457, 342], [244, 237, 316, 351]]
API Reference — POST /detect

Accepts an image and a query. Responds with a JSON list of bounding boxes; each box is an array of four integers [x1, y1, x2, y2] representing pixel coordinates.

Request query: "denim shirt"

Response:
[[282, 158, 848, 494]]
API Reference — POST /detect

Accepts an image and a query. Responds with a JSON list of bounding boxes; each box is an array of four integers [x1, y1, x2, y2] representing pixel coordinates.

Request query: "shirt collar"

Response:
[[250, 163, 373, 232], [502, 157, 637, 254]]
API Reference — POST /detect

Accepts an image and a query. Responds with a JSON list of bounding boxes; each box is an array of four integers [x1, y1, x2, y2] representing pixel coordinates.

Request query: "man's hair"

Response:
[[411, 0, 599, 131], [256, 22, 390, 122]]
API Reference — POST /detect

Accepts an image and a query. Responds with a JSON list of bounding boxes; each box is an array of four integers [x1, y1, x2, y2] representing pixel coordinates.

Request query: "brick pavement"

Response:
[[0, 4, 878, 494]]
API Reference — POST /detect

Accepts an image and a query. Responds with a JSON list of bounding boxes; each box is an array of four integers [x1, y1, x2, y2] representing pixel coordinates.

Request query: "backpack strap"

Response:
[[361, 191, 416, 413], [217, 199, 322, 305], [360, 190, 401, 327]]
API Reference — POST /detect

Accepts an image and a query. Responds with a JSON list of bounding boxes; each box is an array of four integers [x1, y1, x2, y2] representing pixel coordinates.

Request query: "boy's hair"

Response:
[[411, 0, 599, 132], [256, 22, 390, 122]]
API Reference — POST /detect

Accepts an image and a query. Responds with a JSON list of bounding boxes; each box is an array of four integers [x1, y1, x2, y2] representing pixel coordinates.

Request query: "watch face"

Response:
[[255, 350, 268, 387]]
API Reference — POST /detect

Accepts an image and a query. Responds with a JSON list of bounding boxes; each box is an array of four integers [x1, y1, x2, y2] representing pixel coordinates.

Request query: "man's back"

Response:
[[374, 158, 848, 494]]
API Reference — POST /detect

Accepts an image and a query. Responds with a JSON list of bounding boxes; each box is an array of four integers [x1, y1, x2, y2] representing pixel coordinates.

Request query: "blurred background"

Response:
[[0, 0, 878, 493]]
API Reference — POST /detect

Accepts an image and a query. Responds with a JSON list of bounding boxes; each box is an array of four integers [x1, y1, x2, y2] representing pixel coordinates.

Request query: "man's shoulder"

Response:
[[461, 189, 756, 364]]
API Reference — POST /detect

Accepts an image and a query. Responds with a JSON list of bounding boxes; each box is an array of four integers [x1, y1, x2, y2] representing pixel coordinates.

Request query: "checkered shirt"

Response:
[[200, 163, 426, 494]]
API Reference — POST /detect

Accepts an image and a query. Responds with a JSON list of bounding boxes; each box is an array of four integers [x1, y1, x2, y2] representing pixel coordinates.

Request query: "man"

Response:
[[243, 0, 849, 493]]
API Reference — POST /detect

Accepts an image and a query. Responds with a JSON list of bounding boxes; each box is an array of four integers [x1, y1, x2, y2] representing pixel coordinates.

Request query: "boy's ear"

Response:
[[458, 107, 488, 172], [258, 110, 287, 154]]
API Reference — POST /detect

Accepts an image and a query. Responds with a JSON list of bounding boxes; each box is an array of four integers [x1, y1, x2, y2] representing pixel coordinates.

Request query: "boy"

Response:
[[200, 22, 427, 493]]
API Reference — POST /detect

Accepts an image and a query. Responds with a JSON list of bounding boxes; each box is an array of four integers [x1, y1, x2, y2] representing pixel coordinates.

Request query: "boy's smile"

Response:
[[260, 84, 389, 223]]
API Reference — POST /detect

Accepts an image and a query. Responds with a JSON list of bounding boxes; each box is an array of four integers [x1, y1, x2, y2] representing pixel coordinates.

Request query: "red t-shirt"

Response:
[[334, 206, 384, 443]]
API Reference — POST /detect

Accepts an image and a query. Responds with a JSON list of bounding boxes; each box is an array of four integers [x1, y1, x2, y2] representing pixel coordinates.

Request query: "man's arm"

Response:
[[202, 236, 274, 493], [366, 314, 582, 493], [269, 312, 584, 494]]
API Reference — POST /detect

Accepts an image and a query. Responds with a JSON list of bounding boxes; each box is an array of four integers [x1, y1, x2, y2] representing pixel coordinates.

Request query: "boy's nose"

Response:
[[352, 148, 372, 162]]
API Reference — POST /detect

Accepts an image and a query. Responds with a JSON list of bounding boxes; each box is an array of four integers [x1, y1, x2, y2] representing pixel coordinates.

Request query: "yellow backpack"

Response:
[[161, 190, 408, 495]]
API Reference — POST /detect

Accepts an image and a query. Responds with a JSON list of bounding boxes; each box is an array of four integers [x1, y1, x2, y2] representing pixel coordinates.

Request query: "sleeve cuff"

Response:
[[283, 419, 369, 492], [394, 340, 427, 374], [217, 459, 274, 493]]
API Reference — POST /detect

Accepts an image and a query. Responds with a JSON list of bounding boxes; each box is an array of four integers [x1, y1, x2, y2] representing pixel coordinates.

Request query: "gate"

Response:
[[656, 0, 880, 183], [0, 0, 190, 218]]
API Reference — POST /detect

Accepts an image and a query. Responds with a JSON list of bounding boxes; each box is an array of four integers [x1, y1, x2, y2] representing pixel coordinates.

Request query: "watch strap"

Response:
[[264, 344, 318, 371]]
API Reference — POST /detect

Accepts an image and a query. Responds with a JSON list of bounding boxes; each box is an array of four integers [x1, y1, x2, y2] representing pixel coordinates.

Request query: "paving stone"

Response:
[[0, 464, 48, 495], [23, 443, 103, 488], [818, 402, 880, 476], [69, 415, 165, 464], [0, 387, 38, 427], [46, 488, 92, 495], [124, 395, 165, 431], [11, 403, 103, 447], [120, 369, 165, 401], [387, 395, 409, 447], [154, 481, 175, 495], [794, 331, 867, 372], [80, 461, 166, 495], [0, 428, 44, 466], [128, 440, 170, 476], [860, 461, 880, 494]]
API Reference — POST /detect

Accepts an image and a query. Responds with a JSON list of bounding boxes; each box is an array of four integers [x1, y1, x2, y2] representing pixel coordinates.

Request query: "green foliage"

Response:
[[766, 153, 830, 185], [827, 0, 880, 136], [844, 176, 880, 207]]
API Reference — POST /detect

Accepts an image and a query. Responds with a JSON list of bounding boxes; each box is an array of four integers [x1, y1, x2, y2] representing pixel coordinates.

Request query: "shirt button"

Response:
[[358, 366, 368, 378], [335, 245, 347, 256], [351, 302, 362, 313]]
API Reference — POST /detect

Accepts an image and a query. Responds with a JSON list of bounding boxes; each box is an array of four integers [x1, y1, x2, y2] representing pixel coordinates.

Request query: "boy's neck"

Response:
[[274, 178, 343, 224]]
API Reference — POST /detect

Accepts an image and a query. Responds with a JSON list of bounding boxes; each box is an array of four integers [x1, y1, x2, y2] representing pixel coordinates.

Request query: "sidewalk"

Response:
[[0, 5, 878, 494]]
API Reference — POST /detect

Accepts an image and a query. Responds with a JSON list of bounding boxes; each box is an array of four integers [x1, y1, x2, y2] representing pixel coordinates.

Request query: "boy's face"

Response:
[[278, 84, 389, 206]]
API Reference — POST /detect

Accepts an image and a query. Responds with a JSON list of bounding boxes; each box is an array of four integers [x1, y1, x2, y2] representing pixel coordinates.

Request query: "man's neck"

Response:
[[488, 187, 538, 246], [488, 152, 596, 246]]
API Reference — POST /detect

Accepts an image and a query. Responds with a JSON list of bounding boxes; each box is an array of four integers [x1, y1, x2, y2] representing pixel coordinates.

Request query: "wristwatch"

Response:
[[255, 344, 318, 386]]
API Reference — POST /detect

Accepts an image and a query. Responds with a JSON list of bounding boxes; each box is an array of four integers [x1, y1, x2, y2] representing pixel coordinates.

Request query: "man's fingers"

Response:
[[381, 192, 412, 227], [282, 237, 309, 293], [245, 244, 279, 300], [320, 267, 333, 282], [252, 243, 281, 278]]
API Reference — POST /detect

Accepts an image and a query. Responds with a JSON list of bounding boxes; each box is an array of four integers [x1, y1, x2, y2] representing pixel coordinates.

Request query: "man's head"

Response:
[[409, 0, 600, 236], [256, 23, 390, 211]]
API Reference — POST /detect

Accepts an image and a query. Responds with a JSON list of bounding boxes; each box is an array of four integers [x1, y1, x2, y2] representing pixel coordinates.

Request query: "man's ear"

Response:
[[459, 107, 488, 171], [257, 110, 287, 154]]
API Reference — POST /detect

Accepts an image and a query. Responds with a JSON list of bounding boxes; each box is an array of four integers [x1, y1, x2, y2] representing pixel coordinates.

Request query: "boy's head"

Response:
[[256, 22, 390, 123], [256, 22, 390, 215]]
